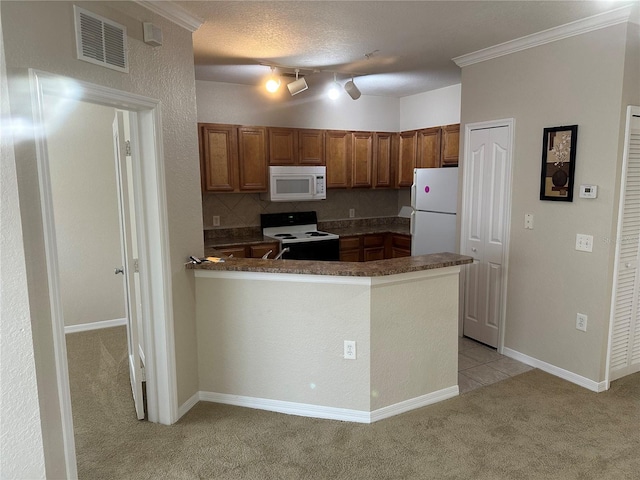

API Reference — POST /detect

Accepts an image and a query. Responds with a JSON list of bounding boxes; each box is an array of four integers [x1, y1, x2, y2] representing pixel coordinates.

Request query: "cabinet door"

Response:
[[268, 128, 297, 166], [441, 124, 460, 167], [298, 129, 325, 165], [218, 246, 246, 258], [339, 236, 361, 262], [418, 127, 441, 168], [249, 242, 280, 259], [363, 234, 385, 261], [325, 130, 352, 188], [390, 234, 411, 258], [397, 130, 417, 188], [238, 127, 268, 192], [199, 123, 238, 192], [352, 132, 373, 188], [373, 132, 395, 188]]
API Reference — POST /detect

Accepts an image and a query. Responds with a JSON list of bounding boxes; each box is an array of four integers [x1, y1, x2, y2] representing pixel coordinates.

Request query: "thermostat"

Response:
[[579, 184, 598, 199]]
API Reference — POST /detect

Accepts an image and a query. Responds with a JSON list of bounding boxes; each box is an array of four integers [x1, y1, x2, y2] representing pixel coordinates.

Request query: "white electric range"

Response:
[[261, 211, 339, 261]]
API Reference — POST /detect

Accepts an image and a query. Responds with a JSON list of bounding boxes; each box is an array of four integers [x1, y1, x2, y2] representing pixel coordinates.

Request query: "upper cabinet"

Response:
[[268, 128, 324, 166], [326, 130, 352, 188], [373, 132, 396, 189], [397, 130, 417, 187], [440, 123, 460, 167], [199, 123, 238, 192], [199, 122, 459, 193], [417, 127, 441, 168], [199, 123, 267, 193], [352, 131, 373, 188]]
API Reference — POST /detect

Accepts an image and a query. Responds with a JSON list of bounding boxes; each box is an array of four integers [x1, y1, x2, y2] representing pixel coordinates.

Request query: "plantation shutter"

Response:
[[610, 107, 640, 381]]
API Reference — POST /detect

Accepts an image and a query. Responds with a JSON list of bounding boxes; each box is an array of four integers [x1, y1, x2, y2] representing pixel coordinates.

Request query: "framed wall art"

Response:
[[539, 125, 578, 202]]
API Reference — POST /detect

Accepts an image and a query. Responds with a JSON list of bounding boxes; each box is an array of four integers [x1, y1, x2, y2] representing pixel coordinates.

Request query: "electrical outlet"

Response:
[[213, 215, 220, 227], [349, 208, 355, 218], [575, 234, 593, 252], [576, 313, 587, 332], [524, 213, 534, 230], [344, 340, 356, 359]]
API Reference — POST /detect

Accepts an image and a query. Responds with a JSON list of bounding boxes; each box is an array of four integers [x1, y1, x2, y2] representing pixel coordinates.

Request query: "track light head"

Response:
[[344, 79, 361, 100], [287, 69, 308, 96]]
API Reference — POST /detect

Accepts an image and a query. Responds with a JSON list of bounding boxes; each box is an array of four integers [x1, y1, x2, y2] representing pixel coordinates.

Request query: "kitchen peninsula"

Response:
[[189, 252, 471, 423]]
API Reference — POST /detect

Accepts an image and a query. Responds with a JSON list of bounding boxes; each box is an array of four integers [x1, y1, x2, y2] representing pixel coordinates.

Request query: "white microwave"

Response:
[[269, 166, 327, 202]]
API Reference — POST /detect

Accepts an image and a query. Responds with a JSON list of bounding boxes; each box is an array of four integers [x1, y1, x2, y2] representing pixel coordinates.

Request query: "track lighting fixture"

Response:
[[344, 77, 361, 100], [265, 66, 280, 93], [328, 73, 340, 100], [287, 68, 308, 96]]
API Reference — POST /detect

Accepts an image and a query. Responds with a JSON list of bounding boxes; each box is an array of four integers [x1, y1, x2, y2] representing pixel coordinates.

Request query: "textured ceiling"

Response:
[[179, 1, 634, 98]]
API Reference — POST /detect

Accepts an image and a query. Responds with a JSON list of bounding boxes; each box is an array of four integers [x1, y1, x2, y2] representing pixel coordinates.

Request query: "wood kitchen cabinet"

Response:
[[326, 130, 352, 188], [440, 123, 460, 167], [218, 241, 280, 259], [389, 234, 411, 258], [351, 132, 373, 188], [397, 130, 417, 188], [417, 127, 441, 169], [268, 128, 325, 166], [198, 123, 268, 193], [362, 234, 386, 261], [339, 236, 361, 262], [373, 132, 395, 189], [199, 123, 238, 192]]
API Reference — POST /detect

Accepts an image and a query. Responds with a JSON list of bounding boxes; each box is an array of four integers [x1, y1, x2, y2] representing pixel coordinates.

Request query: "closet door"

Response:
[[610, 107, 640, 382]]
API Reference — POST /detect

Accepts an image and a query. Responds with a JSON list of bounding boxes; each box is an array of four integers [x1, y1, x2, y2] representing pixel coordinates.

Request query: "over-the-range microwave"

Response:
[[269, 166, 326, 202]]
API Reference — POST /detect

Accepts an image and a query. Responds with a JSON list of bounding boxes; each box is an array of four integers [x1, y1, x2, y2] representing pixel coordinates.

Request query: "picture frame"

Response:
[[540, 125, 578, 202]]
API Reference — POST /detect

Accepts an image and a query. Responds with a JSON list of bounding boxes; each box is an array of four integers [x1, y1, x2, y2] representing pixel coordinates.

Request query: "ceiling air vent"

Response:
[[73, 6, 128, 73]]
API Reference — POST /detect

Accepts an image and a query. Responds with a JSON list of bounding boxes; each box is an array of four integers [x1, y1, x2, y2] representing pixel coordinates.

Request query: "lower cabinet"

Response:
[[218, 241, 280, 259], [339, 233, 411, 262]]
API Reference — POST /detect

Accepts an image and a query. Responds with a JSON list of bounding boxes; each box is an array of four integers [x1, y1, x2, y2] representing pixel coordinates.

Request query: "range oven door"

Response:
[[283, 239, 339, 261]]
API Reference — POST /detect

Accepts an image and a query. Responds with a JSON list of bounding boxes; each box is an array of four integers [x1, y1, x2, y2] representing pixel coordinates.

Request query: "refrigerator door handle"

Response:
[[410, 182, 417, 208]]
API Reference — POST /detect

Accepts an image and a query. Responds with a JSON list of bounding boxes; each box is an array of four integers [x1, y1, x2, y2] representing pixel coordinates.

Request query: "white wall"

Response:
[[0, 6, 47, 475], [45, 99, 126, 327], [460, 23, 635, 383], [399, 83, 461, 131], [196, 80, 400, 131], [2, 1, 203, 474]]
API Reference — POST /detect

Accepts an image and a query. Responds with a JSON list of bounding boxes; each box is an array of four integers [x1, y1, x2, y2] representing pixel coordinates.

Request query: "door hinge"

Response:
[[134, 258, 139, 273], [140, 365, 146, 382], [125, 140, 131, 157]]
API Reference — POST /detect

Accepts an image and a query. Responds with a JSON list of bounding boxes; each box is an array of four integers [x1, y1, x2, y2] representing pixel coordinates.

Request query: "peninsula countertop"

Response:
[[187, 252, 471, 277]]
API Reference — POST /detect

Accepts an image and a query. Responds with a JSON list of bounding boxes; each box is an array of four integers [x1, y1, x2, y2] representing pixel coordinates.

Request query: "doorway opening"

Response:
[[30, 69, 177, 478]]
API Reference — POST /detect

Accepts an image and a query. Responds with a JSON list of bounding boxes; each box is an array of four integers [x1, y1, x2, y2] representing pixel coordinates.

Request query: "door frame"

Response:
[[459, 118, 515, 353], [30, 69, 177, 478]]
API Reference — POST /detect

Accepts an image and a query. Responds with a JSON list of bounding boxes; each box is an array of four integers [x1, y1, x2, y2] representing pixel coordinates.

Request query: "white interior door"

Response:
[[461, 124, 512, 348], [113, 111, 145, 420], [609, 106, 640, 382]]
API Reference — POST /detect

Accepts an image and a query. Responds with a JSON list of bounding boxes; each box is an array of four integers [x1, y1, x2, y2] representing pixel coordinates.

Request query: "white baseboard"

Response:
[[502, 347, 608, 392], [177, 391, 200, 420], [370, 386, 459, 422], [64, 317, 127, 334], [194, 385, 459, 424]]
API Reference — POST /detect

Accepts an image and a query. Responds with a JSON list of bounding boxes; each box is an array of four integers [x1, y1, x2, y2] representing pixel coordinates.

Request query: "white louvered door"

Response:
[[609, 106, 640, 382]]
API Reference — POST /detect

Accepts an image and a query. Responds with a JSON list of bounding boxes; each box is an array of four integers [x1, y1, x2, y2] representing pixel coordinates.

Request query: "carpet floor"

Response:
[[66, 327, 640, 480]]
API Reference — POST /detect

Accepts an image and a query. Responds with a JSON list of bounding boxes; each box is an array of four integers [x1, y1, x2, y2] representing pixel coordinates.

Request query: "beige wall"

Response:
[[2, 1, 202, 474], [45, 99, 127, 327], [460, 23, 634, 382]]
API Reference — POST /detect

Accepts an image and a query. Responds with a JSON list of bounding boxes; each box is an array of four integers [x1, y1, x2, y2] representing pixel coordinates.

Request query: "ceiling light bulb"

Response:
[[265, 67, 280, 93], [328, 73, 340, 100]]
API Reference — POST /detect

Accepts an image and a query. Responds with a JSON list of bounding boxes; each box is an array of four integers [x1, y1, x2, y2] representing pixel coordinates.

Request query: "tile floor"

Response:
[[458, 336, 534, 394]]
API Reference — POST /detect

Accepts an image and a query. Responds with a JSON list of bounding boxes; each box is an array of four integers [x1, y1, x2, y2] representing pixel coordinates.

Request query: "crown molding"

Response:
[[453, 5, 634, 68], [134, 1, 203, 32]]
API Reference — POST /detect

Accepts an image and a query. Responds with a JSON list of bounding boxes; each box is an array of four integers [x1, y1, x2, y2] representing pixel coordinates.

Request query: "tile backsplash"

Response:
[[203, 189, 408, 229]]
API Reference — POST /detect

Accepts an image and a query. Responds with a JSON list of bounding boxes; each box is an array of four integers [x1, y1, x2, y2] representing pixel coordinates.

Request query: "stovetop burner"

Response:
[[306, 231, 328, 237]]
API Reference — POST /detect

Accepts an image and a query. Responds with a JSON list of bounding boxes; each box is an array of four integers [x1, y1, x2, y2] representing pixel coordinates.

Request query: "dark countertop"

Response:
[[188, 252, 471, 277]]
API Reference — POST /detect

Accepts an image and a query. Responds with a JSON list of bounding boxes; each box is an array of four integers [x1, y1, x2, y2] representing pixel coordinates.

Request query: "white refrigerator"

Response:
[[410, 167, 459, 255]]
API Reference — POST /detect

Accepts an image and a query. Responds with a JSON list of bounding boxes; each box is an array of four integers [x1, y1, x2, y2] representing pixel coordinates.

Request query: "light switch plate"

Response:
[[524, 213, 534, 230]]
